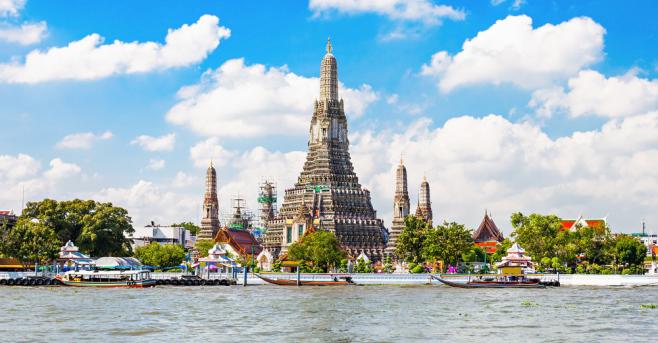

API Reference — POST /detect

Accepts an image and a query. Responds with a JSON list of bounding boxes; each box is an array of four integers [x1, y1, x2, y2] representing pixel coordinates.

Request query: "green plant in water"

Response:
[[521, 300, 538, 307], [640, 304, 657, 309]]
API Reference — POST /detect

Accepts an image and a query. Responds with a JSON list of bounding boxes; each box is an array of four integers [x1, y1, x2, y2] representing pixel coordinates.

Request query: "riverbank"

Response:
[[3, 271, 657, 287]]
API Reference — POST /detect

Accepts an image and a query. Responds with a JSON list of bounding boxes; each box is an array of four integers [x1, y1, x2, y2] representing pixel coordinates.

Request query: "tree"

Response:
[[462, 246, 486, 263], [0, 218, 59, 266], [134, 243, 185, 269], [20, 199, 134, 257], [396, 216, 431, 264], [171, 222, 200, 236], [354, 257, 373, 273], [422, 221, 474, 272], [491, 238, 513, 262], [287, 231, 346, 272], [382, 255, 394, 273], [195, 239, 215, 258], [614, 234, 646, 270], [510, 212, 563, 261]]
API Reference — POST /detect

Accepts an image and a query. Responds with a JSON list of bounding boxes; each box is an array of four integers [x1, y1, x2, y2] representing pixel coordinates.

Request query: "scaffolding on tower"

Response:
[[257, 180, 277, 235]]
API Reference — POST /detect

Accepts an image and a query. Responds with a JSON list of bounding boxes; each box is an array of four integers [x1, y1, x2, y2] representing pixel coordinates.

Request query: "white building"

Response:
[[127, 221, 194, 249]]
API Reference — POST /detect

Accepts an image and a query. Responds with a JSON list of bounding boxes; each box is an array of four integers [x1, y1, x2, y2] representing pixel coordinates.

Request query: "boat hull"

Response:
[[432, 276, 545, 289], [256, 274, 353, 286], [58, 279, 157, 288]]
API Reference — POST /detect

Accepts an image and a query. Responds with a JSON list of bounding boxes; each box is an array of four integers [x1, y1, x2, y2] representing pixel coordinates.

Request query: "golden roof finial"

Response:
[[326, 36, 332, 54]]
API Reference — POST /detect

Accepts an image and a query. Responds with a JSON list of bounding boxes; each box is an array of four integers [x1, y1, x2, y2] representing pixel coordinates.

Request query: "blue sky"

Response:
[[1, 0, 658, 234]]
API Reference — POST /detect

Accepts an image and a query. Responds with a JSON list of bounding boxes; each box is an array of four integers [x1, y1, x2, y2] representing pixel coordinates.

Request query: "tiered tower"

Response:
[[262, 38, 388, 260], [198, 162, 220, 240], [415, 176, 433, 222], [258, 180, 276, 227], [385, 159, 410, 256]]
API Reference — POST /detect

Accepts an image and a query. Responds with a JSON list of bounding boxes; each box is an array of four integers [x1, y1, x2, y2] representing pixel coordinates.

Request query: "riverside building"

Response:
[[261, 39, 388, 262]]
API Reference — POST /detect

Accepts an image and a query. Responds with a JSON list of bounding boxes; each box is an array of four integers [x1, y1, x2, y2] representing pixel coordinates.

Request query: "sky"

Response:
[[1, 0, 658, 235]]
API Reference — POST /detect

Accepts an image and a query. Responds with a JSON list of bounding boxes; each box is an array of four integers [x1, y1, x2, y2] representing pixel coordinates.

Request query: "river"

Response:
[[1, 285, 657, 342]]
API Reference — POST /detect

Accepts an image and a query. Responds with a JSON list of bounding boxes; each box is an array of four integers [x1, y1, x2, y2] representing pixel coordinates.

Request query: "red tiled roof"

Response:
[[215, 228, 263, 256], [472, 212, 504, 243]]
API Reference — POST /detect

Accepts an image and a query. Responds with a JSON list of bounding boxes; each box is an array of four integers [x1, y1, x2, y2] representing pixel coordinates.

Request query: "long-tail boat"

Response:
[[256, 274, 356, 286], [432, 275, 546, 289]]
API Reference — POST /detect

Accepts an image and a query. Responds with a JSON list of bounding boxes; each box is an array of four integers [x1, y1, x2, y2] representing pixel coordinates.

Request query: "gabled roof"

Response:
[[561, 216, 606, 231], [215, 227, 263, 256], [472, 211, 504, 243]]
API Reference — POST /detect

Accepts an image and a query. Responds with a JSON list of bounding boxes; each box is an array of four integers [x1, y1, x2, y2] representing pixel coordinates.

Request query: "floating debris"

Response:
[[640, 304, 657, 309]]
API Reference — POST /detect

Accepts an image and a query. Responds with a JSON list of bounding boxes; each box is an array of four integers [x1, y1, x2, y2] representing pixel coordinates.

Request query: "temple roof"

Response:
[[472, 211, 504, 243], [215, 227, 263, 256]]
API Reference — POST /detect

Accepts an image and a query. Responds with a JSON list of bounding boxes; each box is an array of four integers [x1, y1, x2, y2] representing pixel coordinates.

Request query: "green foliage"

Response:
[[287, 231, 346, 272], [171, 222, 200, 236], [421, 221, 474, 272], [134, 243, 185, 268], [640, 304, 657, 309], [461, 246, 486, 263], [382, 255, 394, 273], [272, 259, 282, 272], [396, 216, 431, 264], [194, 239, 215, 258], [338, 259, 348, 273], [410, 264, 425, 273], [353, 257, 373, 273], [510, 213, 617, 271], [0, 218, 59, 265], [20, 199, 134, 257], [614, 234, 646, 268], [491, 238, 513, 262], [510, 212, 563, 262]]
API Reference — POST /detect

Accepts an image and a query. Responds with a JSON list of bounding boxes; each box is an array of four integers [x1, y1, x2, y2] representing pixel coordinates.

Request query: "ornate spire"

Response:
[[320, 37, 338, 102], [326, 36, 332, 54], [417, 176, 432, 222]]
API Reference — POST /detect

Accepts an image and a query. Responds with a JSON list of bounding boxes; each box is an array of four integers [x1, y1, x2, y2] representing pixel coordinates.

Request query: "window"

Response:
[[286, 227, 292, 244], [298, 224, 304, 238]]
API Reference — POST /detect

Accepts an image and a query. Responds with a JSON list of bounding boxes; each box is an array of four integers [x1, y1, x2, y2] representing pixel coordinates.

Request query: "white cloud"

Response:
[[530, 69, 658, 118], [0, 154, 81, 211], [0, 0, 24, 17], [189, 137, 235, 168], [348, 113, 658, 233], [131, 133, 175, 152], [56, 130, 113, 150], [146, 158, 165, 171], [93, 180, 199, 226], [167, 58, 378, 138], [0, 153, 39, 180], [171, 171, 198, 188], [421, 15, 606, 92], [309, 0, 465, 25], [0, 14, 230, 83], [43, 158, 81, 180], [0, 21, 46, 45]]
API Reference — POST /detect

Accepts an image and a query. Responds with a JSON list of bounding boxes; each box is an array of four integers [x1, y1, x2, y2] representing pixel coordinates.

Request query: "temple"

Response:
[[414, 176, 433, 222], [198, 162, 221, 240], [262, 38, 388, 261], [472, 211, 504, 253], [560, 215, 606, 231], [385, 159, 410, 257]]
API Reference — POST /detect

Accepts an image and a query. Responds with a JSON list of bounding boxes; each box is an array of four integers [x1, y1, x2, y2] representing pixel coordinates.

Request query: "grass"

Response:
[[640, 304, 657, 309]]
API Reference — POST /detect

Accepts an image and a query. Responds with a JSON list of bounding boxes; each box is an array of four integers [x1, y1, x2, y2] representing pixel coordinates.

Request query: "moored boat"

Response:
[[256, 274, 356, 286], [56, 269, 156, 288], [432, 275, 546, 288]]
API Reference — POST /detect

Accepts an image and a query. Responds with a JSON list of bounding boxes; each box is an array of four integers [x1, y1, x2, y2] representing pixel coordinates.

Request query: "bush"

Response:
[[576, 265, 585, 274], [621, 268, 633, 275], [411, 264, 425, 273]]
